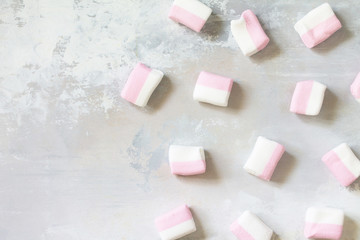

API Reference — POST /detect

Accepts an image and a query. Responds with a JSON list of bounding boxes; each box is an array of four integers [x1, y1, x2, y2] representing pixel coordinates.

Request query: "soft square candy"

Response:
[[121, 63, 164, 107], [304, 207, 344, 239], [322, 143, 360, 186], [169, 145, 206, 175], [231, 10, 270, 56], [155, 204, 196, 240], [243, 136, 285, 181], [294, 3, 342, 48], [230, 211, 273, 240], [168, 0, 212, 32], [193, 71, 233, 107], [290, 80, 326, 116], [350, 72, 360, 102]]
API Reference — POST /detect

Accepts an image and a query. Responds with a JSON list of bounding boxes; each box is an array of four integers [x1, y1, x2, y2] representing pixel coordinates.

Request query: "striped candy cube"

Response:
[[231, 10, 270, 56], [121, 63, 164, 107], [230, 211, 273, 240], [244, 136, 285, 181], [322, 143, 360, 186], [169, 145, 206, 175], [290, 80, 326, 116], [294, 3, 342, 48], [350, 72, 360, 102], [193, 71, 233, 107], [304, 207, 344, 239], [168, 0, 212, 32], [155, 205, 196, 240]]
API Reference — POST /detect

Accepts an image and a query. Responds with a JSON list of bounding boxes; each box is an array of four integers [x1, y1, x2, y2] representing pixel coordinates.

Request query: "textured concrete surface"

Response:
[[0, 0, 360, 239]]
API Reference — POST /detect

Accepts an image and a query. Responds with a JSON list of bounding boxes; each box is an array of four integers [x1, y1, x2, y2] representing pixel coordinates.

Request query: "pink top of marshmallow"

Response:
[[168, 5, 206, 32], [196, 71, 233, 92], [350, 72, 360, 99], [121, 63, 151, 103], [155, 204, 193, 231], [259, 144, 285, 181], [242, 9, 269, 51], [230, 221, 255, 240], [304, 222, 343, 239], [290, 80, 314, 114], [170, 160, 206, 175]]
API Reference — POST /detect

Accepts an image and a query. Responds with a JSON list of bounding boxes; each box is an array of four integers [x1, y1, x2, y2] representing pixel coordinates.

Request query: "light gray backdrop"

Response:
[[0, 0, 359, 239]]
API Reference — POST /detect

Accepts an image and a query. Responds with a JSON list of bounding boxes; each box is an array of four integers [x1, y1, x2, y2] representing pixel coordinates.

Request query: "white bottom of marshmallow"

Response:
[[306, 81, 326, 115], [333, 143, 360, 178], [237, 211, 273, 240], [135, 69, 163, 107], [159, 219, 196, 240], [244, 137, 278, 176], [231, 18, 258, 56], [193, 85, 230, 107]]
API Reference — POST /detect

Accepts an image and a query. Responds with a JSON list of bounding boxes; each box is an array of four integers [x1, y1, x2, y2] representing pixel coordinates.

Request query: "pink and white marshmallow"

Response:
[[290, 80, 326, 116], [193, 71, 233, 107], [169, 145, 206, 175], [294, 3, 342, 48], [243, 136, 285, 181], [155, 204, 196, 240], [231, 10, 270, 56], [168, 0, 212, 32], [304, 207, 344, 240], [230, 211, 273, 240], [121, 63, 164, 107], [350, 72, 360, 102], [322, 143, 360, 187]]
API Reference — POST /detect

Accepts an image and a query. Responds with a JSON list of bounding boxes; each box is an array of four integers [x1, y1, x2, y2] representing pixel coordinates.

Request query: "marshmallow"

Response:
[[155, 204, 196, 240], [231, 10, 270, 56], [168, 0, 212, 32], [290, 80, 326, 116], [294, 3, 342, 48], [304, 207, 344, 239], [193, 71, 233, 107], [169, 145, 206, 175], [121, 63, 164, 107], [244, 136, 285, 181], [230, 211, 273, 240], [350, 72, 360, 102], [322, 143, 360, 186]]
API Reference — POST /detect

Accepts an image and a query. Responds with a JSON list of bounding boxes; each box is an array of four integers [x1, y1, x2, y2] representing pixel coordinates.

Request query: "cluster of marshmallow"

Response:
[[155, 205, 345, 240], [121, 64, 360, 114], [120, 1, 360, 239], [163, 142, 357, 239], [120, 2, 360, 109], [155, 140, 358, 239], [168, 140, 360, 187], [167, 1, 342, 54], [167, 136, 286, 180], [121, 66, 235, 107]]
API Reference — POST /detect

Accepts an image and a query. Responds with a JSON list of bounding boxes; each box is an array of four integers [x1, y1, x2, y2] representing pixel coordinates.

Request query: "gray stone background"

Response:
[[0, 0, 359, 239]]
